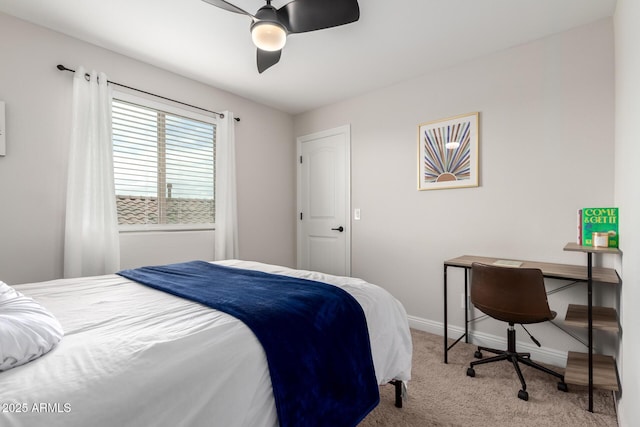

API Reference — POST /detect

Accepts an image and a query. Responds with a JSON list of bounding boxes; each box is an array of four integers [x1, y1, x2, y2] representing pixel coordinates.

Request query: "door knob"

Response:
[[331, 226, 344, 232]]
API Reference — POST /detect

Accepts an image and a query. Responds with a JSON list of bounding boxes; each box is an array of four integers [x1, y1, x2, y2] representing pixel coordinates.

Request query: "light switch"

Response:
[[0, 101, 5, 156], [354, 208, 361, 220]]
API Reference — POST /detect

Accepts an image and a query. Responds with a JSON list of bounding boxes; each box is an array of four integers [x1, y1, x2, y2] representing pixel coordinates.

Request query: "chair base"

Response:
[[466, 326, 568, 401]]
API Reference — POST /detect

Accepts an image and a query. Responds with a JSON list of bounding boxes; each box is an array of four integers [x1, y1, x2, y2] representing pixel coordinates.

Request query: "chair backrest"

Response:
[[470, 262, 554, 324]]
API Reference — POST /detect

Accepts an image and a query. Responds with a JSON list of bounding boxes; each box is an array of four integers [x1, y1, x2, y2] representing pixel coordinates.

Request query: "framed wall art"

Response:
[[417, 112, 479, 190]]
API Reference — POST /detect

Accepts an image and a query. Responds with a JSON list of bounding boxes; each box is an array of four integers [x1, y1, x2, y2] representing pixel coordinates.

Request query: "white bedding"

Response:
[[0, 281, 64, 371], [0, 260, 412, 427]]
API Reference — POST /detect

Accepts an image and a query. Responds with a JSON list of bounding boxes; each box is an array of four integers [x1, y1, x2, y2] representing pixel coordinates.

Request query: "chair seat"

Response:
[[473, 306, 557, 324]]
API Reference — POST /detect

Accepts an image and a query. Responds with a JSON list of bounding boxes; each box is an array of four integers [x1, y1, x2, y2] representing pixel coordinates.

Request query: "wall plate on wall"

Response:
[[0, 101, 5, 156]]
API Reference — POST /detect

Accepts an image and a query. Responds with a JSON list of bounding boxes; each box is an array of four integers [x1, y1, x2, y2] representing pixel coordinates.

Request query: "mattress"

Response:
[[0, 260, 412, 427]]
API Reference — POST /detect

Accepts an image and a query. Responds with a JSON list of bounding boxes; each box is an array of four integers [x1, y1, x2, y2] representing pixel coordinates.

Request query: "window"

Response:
[[112, 93, 217, 231]]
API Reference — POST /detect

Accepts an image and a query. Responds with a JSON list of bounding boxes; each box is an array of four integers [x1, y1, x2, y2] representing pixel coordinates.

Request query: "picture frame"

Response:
[[417, 112, 479, 190]]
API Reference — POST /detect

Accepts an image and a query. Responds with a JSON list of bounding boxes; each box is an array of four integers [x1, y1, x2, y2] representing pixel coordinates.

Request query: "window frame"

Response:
[[112, 91, 218, 233]]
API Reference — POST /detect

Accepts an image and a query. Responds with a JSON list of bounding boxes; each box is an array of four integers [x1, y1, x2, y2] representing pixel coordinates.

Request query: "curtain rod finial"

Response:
[[57, 64, 76, 73]]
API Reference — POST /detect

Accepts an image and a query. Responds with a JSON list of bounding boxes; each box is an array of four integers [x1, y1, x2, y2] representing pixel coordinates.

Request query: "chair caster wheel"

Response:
[[558, 382, 568, 392], [466, 367, 475, 377], [518, 390, 529, 401], [474, 350, 483, 359]]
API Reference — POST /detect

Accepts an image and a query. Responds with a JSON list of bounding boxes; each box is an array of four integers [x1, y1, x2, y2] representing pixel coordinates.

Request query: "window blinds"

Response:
[[112, 99, 216, 226]]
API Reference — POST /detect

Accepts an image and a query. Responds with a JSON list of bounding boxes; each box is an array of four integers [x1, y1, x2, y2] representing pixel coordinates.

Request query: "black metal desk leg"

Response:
[[444, 264, 448, 363], [587, 252, 593, 412], [464, 269, 469, 343]]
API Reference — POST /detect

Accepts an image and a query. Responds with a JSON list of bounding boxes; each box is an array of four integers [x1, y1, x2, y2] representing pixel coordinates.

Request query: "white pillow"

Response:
[[0, 281, 64, 371]]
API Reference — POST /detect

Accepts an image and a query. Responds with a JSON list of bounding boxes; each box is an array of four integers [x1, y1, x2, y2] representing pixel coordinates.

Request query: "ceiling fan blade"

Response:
[[201, 0, 254, 18], [257, 49, 282, 73], [277, 0, 359, 34]]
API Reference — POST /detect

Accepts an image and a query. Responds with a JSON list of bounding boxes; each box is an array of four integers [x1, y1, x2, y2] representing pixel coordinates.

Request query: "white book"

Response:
[[492, 259, 523, 268]]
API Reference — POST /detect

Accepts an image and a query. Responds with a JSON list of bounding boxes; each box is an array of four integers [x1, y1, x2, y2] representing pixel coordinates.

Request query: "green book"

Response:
[[581, 207, 619, 247]]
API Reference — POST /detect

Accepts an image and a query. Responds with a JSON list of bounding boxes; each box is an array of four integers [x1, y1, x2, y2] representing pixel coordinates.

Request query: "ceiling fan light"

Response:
[[251, 22, 287, 51]]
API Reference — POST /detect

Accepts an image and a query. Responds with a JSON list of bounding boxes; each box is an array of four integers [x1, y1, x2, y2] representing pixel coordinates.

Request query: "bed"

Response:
[[0, 259, 412, 427]]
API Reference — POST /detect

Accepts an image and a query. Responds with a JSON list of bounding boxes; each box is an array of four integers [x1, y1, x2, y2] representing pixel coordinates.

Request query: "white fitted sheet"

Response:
[[0, 260, 412, 427]]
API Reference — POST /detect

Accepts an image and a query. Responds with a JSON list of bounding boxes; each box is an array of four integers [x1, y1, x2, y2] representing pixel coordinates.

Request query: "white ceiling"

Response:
[[0, 0, 616, 114]]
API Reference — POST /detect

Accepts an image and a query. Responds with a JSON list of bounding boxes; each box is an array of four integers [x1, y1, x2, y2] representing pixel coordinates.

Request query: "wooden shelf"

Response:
[[562, 242, 621, 412], [564, 351, 619, 391], [564, 304, 619, 332], [564, 242, 621, 255]]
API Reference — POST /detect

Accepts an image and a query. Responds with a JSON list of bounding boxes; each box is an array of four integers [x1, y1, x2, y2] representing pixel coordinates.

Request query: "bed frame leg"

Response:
[[390, 380, 403, 408]]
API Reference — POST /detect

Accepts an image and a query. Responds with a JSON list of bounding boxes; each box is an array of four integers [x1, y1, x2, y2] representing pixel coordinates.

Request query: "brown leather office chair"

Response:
[[466, 262, 568, 401]]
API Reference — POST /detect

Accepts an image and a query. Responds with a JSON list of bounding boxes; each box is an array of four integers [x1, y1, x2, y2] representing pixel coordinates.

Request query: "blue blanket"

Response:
[[117, 261, 379, 427]]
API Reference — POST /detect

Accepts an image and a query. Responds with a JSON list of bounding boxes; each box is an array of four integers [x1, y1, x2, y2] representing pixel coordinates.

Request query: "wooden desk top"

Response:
[[444, 255, 620, 285]]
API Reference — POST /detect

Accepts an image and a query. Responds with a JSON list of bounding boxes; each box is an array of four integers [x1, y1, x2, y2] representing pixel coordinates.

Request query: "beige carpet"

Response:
[[360, 329, 617, 426]]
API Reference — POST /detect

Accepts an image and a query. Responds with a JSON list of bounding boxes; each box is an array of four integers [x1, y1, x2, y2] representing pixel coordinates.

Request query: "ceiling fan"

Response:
[[202, 0, 360, 73]]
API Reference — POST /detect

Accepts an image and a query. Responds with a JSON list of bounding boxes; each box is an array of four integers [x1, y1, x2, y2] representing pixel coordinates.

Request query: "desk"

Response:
[[443, 254, 620, 411]]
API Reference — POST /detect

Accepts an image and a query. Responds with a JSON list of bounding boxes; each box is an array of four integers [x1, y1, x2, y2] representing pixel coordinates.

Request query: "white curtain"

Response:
[[64, 67, 120, 278], [214, 111, 239, 260]]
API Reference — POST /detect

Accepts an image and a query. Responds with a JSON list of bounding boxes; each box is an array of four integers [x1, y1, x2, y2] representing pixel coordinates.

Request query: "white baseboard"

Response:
[[407, 315, 568, 368]]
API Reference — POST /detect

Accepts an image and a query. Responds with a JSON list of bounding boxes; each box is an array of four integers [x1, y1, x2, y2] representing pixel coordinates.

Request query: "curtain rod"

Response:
[[56, 64, 240, 122]]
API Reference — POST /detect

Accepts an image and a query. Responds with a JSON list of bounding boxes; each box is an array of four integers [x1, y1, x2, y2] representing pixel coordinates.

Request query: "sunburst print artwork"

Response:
[[417, 112, 479, 190]]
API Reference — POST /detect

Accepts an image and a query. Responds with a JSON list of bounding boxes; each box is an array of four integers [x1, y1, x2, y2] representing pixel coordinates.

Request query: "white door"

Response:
[[297, 125, 351, 276]]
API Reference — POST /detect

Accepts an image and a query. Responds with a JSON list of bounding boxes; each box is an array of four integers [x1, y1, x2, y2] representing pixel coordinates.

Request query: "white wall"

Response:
[[294, 19, 616, 360], [0, 12, 296, 284], [614, 1, 640, 425]]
